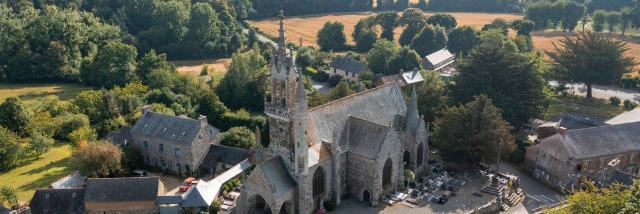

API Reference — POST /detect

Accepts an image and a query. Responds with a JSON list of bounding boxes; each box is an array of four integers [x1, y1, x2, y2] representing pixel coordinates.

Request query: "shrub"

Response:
[[57, 113, 90, 140], [610, 96, 621, 106], [327, 75, 343, 87], [220, 127, 256, 149], [74, 141, 123, 178], [323, 200, 337, 211], [200, 65, 209, 76], [69, 126, 97, 144], [624, 100, 637, 110], [217, 110, 267, 132], [30, 133, 54, 158]]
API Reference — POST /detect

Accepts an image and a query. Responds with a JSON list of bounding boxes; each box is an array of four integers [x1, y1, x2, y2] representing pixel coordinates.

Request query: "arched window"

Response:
[[382, 158, 392, 189], [403, 151, 411, 169], [417, 143, 424, 167], [313, 167, 325, 197]]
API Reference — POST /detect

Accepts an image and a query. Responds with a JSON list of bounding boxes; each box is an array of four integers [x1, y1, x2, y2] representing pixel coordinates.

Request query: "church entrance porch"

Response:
[[251, 195, 272, 214]]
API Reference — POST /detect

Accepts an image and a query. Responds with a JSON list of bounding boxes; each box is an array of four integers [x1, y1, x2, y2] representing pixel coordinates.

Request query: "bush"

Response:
[[220, 127, 256, 149], [610, 97, 621, 106], [200, 65, 209, 76], [327, 75, 343, 87], [69, 126, 97, 144], [624, 100, 637, 110], [323, 200, 337, 211], [30, 133, 54, 158], [218, 110, 267, 132]]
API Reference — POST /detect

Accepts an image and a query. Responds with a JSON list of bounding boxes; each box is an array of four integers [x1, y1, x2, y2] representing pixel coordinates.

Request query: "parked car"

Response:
[[131, 169, 147, 177], [179, 177, 196, 192]]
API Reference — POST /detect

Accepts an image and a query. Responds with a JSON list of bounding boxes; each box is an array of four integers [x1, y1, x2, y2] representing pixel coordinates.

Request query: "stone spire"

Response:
[[406, 85, 419, 133], [277, 10, 287, 55]]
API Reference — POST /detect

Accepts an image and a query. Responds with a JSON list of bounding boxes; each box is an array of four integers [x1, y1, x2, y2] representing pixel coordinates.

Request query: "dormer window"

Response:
[[163, 128, 167, 133], [182, 131, 186, 137]]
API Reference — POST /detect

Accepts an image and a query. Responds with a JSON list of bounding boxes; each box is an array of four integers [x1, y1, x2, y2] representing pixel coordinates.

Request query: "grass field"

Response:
[[543, 96, 624, 120], [0, 83, 91, 108], [248, 11, 523, 47], [0, 143, 75, 203]]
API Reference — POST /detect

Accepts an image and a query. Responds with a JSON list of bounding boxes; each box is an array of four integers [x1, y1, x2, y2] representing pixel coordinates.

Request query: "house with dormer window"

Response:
[[128, 106, 221, 175]]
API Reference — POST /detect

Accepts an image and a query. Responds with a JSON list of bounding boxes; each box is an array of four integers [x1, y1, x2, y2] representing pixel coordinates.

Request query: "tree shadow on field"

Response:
[[18, 170, 71, 192], [19, 157, 72, 176]]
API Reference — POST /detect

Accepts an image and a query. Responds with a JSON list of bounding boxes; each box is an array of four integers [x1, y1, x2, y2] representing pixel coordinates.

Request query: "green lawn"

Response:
[[0, 83, 92, 109], [543, 96, 624, 120], [0, 143, 76, 203]]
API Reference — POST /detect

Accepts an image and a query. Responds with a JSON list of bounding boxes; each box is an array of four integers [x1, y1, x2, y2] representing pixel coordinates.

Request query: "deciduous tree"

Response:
[[74, 141, 123, 178], [447, 26, 479, 54], [376, 12, 399, 41], [220, 127, 256, 149], [317, 21, 347, 51], [410, 26, 446, 56], [0, 126, 21, 171], [0, 97, 31, 137], [427, 13, 457, 30]]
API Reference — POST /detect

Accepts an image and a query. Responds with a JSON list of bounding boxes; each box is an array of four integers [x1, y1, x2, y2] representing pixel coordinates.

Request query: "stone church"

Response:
[[235, 14, 429, 214]]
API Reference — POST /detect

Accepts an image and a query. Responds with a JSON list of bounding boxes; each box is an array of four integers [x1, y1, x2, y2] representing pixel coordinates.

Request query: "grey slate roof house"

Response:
[[525, 122, 640, 192], [329, 56, 367, 82], [30, 188, 85, 214], [235, 16, 429, 213], [423, 49, 456, 76], [129, 107, 221, 175], [84, 177, 164, 214], [198, 144, 250, 176]]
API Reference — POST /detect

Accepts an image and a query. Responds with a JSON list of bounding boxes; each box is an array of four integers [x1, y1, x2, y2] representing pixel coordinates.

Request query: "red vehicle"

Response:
[[179, 177, 196, 192]]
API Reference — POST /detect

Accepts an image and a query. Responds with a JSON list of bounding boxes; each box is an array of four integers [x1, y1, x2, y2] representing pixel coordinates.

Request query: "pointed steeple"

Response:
[[277, 9, 287, 54], [295, 76, 307, 105], [406, 85, 419, 133]]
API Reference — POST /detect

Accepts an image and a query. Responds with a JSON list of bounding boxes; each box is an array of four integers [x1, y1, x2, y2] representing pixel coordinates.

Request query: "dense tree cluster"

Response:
[[220, 126, 256, 149], [525, 0, 586, 31], [425, 0, 522, 13], [433, 95, 515, 164], [366, 40, 421, 75], [317, 21, 348, 51], [450, 30, 548, 128], [248, 0, 372, 18], [216, 47, 268, 112], [0, 1, 246, 82], [552, 181, 640, 214]]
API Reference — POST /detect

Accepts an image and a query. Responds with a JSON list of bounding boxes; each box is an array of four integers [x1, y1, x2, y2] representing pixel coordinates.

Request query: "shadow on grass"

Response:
[[19, 157, 73, 176], [17, 170, 71, 192]]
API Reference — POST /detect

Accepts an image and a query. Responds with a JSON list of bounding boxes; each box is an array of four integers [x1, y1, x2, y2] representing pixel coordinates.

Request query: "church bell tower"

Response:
[[264, 10, 308, 176]]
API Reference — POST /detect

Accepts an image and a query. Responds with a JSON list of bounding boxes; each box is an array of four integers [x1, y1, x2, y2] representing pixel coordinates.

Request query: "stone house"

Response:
[[423, 49, 456, 77], [525, 121, 640, 192], [30, 188, 85, 214], [83, 177, 164, 214], [329, 56, 367, 82], [234, 16, 429, 213], [129, 108, 221, 175]]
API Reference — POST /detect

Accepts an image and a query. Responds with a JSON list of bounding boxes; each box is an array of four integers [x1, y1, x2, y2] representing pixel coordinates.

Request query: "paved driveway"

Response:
[[498, 163, 565, 214], [553, 82, 640, 102]]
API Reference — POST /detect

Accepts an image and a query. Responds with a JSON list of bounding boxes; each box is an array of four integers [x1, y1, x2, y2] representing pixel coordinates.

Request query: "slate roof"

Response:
[[536, 122, 640, 160], [330, 56, 367, 74], [50, 171, 85, 189], [607, 108, 640, 125], [308, 83, 407, 146], [258, 157, 296, 197], [347, 116, 390, 159], [608, 170, 640, 186], [199, 145, 251, 170], [106, 126, 133, 146], [84, 177, 160, 202], [425, 49, 455, 68], [378, 70, 424, 86], [183, 160, 252, 208], [131, 112, 219, 145], [156, 195, 182, 205], [0, 206, 9, 214], [30, 188, 85, 214]]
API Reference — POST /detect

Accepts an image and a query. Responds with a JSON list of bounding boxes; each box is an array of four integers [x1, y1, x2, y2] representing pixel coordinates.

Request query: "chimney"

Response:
[[141, 105, 152, 115], [198, 115, 208, 127], [559, 127, 568, 136]]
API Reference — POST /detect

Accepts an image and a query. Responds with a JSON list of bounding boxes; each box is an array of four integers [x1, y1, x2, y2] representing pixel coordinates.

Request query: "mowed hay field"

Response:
[[248, 12, 523, 47], [0, 83, 91, 108], [248, 11, 640, 61]]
